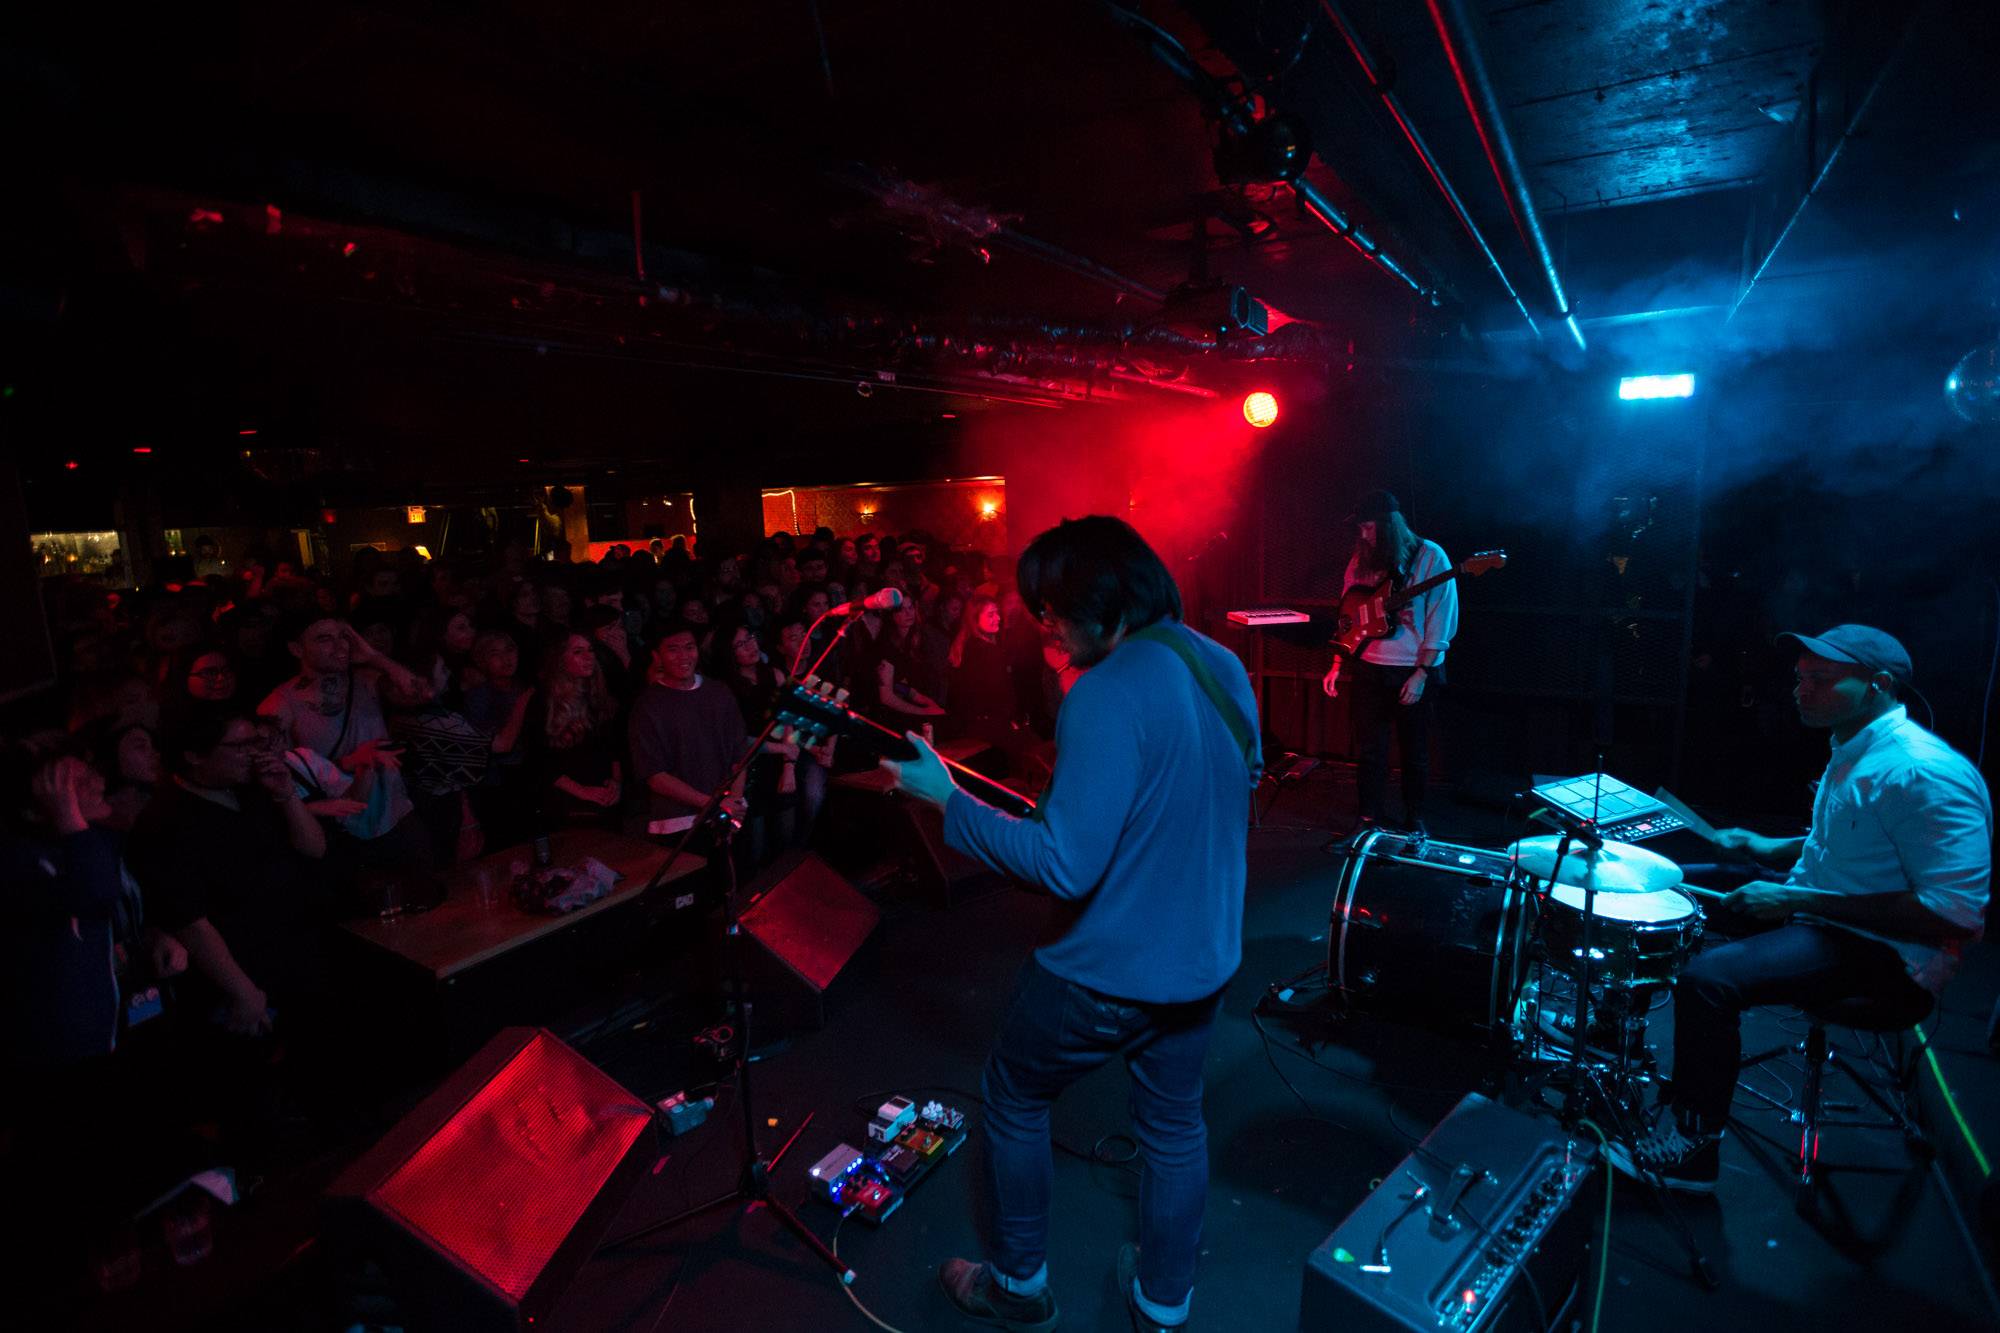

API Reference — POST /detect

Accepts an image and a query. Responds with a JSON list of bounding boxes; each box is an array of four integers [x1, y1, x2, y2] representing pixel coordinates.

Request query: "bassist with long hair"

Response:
[[1321, 489, 1458, 835]]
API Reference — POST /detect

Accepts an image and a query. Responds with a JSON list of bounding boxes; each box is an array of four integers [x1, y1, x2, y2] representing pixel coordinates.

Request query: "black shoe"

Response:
[[1600, 1113, 1721, 1193], [1116, 1244, 1186, 1332], [938, 1259, 1058, 1332]]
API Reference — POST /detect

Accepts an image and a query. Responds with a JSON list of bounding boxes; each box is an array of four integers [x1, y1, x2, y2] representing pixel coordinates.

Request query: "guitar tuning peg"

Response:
[[802, 674, 820, 688], [817, 680, 836, 698], [832, 688, 850, 705]]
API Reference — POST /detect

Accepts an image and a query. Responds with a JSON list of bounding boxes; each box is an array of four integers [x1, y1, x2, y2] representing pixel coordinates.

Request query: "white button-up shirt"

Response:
[[1790, 705, 1992, 993]]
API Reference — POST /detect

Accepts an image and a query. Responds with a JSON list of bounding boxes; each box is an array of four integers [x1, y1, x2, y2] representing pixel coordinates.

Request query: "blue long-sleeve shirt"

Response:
[[944, 620, 1261, 1003]]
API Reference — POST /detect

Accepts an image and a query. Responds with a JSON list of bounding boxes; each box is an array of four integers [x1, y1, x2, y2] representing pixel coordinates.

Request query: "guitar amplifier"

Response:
[[1299, 1094, 1596, 1332]]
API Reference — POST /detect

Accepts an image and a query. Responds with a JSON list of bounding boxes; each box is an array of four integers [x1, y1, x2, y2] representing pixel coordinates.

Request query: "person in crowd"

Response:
[[628, 623, 749, 841], [499, 577, 545, 673], [582, 604, 643, 704], [218, 603, 289, 701], [539, 578, 574, 633], [864, 597, 946, 725], [129, 706, 330, 1042], [678, 594, 715, 659], [3, 747, 188, 1289], [163, 644, 241, 720], [461, 631, 538, 836], [405, 606, 477, 700], [259, 611, 436, 900], [83, 718, 163, 832], [713, 619, 806, 859], [523, 632, 623, 828], [191, 535, 228, 580], [946, 595, 1016, 746], [769, 612, 836, 840]]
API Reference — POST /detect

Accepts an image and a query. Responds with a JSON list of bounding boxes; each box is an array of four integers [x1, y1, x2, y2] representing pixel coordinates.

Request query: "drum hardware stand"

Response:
[[1526, 773, 1719, 1291]]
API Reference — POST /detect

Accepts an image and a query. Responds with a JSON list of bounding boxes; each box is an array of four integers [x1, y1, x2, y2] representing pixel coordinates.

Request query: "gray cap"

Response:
[[1776, 624, 1913, 686]]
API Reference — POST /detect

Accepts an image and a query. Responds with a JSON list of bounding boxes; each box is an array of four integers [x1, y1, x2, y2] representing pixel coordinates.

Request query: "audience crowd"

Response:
[[2, 524, 1069, 1296]]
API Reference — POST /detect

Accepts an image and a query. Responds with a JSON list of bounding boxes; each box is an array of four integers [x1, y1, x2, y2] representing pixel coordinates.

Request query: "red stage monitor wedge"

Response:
[[327, 1027, 658, 1331]]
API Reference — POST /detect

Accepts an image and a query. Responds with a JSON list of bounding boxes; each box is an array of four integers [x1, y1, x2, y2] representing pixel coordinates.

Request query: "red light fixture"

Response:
[[64, 460, 80, 471], [1242, 391, 1279, 428], [131, 445, 153, 455]]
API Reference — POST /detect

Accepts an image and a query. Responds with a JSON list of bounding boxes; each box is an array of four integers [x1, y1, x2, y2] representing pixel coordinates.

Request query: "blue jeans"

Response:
[[1671, 923, 1930, 1128], [981, 957, 1222, 1305]]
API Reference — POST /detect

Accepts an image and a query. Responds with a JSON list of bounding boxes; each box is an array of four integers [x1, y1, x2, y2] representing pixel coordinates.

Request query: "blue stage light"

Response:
[[1618, 373, 1695, 400]]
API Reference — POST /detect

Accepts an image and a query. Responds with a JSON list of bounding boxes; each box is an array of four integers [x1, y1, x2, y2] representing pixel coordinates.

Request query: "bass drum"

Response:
[[1330, 829, 1533, 1039]]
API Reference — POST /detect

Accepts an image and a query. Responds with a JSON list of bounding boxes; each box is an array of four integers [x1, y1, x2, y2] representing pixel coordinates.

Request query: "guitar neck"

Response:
[[1386, 567, 1463, 608], [827, 706, 1039, 818]]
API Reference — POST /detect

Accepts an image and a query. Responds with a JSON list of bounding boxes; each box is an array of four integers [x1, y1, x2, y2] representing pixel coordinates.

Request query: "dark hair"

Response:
[[647, 618, 701, 652], [1356, 509, 1421, 585], [1016, 516, 1181, 637], [278, 606, 344, 648], [162, 702, 254, 774]]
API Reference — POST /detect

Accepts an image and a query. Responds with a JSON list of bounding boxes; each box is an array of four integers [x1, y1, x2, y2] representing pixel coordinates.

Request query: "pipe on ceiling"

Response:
[[1318, 0, 1537, 339], [1102, 2, 1443, 308], [1426, 0, 1585, 351], [1725, 18, 1915, 323]]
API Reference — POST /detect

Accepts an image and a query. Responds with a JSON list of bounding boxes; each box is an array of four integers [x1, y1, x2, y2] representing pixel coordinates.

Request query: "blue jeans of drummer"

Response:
[[981, 956, 1221, 1309]]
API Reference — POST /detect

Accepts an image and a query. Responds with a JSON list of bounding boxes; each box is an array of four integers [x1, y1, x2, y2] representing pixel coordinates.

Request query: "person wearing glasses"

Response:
[[129, 706, 330, 1041], [1605, 625, 1990, 1191]]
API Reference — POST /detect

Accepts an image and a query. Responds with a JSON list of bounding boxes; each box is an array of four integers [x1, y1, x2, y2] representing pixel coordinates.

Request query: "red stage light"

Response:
[[1242, 391, 1279, 428]]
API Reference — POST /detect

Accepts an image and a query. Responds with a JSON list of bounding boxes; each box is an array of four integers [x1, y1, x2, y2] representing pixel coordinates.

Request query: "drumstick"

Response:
[[1652, 787, 1721, 844], [1680, 883, 1728, 904]]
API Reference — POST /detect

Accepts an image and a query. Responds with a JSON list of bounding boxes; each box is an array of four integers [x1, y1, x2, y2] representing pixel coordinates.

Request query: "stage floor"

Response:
[[544, 769, 1998, 1333]]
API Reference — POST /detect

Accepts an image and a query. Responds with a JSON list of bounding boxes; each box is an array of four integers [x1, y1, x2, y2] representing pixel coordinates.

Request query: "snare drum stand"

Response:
[[1544, 829, 1718, 1291]]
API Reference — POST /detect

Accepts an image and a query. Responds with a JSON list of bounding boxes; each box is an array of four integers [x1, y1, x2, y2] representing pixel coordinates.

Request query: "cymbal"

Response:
[[1507, 835, 1684, 895]]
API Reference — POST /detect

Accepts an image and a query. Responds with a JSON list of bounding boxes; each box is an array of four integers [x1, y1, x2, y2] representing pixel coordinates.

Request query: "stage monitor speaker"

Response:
[[736, 850, 880, 1028], [1299, 1093, 1596, 1332], [326, 1027, 658, 1332], [0, 465, 56, 705]]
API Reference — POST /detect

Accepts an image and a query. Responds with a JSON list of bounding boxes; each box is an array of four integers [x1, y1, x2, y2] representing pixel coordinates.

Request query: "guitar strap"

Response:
[[1129, 622, 1260, 781]]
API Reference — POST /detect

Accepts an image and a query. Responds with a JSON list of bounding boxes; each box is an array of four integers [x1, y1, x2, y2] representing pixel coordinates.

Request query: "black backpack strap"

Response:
[[1129, 623, 1260, 780]]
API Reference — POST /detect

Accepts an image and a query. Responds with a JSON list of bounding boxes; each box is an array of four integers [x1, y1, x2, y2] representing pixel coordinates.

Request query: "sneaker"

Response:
[[1599, 1113, 1721, 1193], [937, 1258, 1058, 1332], [1115, 1244, 1186, 1333]]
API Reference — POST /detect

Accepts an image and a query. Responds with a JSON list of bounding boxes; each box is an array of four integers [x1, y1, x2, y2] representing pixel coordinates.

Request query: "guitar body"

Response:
[[1331, 578, 1399, 658], [1328, 550, 1509, 659]]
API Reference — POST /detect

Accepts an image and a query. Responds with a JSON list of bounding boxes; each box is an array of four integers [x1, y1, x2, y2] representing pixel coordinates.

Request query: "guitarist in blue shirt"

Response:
[[1321, 489, 1459, 836], [886, 515, 1259, 1333]]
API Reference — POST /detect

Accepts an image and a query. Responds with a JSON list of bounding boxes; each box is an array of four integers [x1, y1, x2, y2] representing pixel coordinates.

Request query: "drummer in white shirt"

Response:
[[1606, 624, 1991, 1191]]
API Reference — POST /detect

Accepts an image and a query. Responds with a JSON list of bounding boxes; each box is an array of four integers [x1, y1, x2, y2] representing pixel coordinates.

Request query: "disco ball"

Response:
[[1945, 342, 2000, 424]]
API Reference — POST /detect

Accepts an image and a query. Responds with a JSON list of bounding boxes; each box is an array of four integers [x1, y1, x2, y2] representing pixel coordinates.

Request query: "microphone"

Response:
[[1526, 803, 1604, 851], [831, 587, 903, 616]]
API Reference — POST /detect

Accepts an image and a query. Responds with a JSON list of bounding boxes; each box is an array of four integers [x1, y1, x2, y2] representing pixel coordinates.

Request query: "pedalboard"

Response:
[[806, 1097, 968, 1225]]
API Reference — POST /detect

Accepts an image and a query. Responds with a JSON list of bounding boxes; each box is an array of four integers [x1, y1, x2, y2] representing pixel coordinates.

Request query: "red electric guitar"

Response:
[[1331, 551, 1506, 657]]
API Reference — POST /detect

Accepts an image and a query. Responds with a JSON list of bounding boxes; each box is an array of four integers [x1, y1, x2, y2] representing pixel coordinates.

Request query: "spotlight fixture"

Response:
[[1242, 391, 1279, 428], [1213, 111, 1313, 185], [1618, 373, 1695, 401], [1162, 283, 1269, 342]]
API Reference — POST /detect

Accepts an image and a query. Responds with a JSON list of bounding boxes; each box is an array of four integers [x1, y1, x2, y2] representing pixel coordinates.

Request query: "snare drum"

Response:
[[1329, 829, 1533, 1038], [1537, 883, 1703, 988]]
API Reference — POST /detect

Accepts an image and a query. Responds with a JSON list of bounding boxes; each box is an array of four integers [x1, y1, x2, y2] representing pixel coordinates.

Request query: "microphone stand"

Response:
[[608, 706, 856, 1283]]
